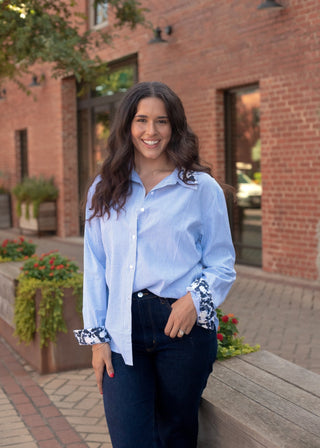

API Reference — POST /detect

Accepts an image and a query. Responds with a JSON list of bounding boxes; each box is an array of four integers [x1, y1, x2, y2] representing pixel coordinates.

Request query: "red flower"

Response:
[[34, 263, 39, 268], [19, 236, 25, 242], [217, 333, 224, 341], [39, 266, 46, 270], [49, 272, 54, 277], [221, 315, 229, 323], [2, 239, 8, 247], [50, 265, 55, 270], [49, 258, 55, 265], [232, 318, 238, 324], [24, 256, 29, 260]]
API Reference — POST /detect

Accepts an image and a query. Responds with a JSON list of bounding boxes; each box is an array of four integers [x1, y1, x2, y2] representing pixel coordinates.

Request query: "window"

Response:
[[225, 85, 262, 267], [90, 0, 108, 28], [92, 65, 136, 97], [16, 129, 28, 180], [77, 56, 138, 216]]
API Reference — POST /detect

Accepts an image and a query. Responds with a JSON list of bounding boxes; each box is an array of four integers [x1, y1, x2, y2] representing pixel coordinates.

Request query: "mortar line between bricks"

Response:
[[0, 339, 89, 448]]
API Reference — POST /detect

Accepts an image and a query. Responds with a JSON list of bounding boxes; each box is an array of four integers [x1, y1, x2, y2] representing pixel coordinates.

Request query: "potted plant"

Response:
[[12, 176, 59, 235], [11, 251, 91, 373], [0, 236, 36, 262]]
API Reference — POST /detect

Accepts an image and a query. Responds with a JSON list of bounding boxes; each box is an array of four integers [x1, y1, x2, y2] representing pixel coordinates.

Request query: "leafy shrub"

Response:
[[12, 176, 58, 218], [21, 251, 79, 281], [216, 308, 260, 360], [14, 251, 83, 347], [0, 236, 36, 262]]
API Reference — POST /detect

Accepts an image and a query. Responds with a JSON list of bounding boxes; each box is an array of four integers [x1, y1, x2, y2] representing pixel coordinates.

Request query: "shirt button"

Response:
[[140, 207, 145, 212], [137, 292, 143, 298], [132, 235, 136, 240], [129, 265, 134, 270]]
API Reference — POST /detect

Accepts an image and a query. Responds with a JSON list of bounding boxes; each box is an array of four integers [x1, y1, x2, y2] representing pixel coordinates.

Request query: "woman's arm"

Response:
[[187, 180, 236, 329], [73, 180, 114, 389]]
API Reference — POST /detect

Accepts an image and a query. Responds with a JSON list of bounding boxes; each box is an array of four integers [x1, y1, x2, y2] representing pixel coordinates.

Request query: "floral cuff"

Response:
[[73, 327, 111, 345], [187, 278, 215, 331]]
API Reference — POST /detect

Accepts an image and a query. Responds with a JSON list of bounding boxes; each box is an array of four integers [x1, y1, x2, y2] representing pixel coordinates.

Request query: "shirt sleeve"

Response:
[[187, 180, 236, 330], [73, 179, 111, 345]]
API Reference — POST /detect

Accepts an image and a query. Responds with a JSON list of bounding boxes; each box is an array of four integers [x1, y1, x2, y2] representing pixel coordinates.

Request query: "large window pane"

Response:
[[225, 86, 262, 266]]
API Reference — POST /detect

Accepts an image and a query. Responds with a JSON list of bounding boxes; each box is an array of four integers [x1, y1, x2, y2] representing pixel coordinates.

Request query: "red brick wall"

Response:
[[0, 0, 319, 279]]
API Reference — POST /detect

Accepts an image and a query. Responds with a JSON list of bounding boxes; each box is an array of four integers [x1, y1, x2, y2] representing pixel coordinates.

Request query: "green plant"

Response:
[[0, 236, 36, 262], [14, 251, 83, 347], [12, 176, 59, 218], [216, 309, 260, 360]]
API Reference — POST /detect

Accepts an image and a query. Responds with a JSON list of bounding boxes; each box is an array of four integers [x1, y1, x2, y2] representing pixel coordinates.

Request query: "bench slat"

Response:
[[212, 363, 320, 437], [221, 355, 320, 416], [202, 373, 320, 448], [240, 351, 320, 397]]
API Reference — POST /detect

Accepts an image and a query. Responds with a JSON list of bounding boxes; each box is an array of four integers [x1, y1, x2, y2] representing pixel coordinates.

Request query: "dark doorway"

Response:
[[225, 85, 262, 266], [77, 56, 137, 231]]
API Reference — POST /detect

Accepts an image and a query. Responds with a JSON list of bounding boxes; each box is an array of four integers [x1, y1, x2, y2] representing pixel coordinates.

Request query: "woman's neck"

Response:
[[134, 158, 175, 194]]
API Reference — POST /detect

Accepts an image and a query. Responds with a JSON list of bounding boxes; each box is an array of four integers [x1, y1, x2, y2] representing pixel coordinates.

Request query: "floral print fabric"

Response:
[[73, 327, 111, 345], [188, 278, 215, 330]]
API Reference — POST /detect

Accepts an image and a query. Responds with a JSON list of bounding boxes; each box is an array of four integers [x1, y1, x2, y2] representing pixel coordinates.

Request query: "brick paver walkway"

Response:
[[0, 229, 319, 446]]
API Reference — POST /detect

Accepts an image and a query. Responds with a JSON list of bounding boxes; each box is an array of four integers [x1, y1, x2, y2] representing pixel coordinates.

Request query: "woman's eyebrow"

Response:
[[134, 114, 168, 118]]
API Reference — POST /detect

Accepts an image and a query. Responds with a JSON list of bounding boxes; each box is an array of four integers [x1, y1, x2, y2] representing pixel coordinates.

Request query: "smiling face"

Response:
[[131, 97, 172, 169]]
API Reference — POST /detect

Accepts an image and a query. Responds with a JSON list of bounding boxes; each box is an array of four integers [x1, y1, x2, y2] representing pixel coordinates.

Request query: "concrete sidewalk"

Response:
[[0, 228, 319, 447]]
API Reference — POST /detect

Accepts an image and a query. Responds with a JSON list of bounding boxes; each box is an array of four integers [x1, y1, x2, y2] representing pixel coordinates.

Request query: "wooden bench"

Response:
[[198, 350, 320, 447]]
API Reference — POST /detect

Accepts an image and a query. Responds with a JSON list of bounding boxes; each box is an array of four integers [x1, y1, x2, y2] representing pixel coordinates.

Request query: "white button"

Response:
[[132, 235, 136, 240], [150, 192, 154, 195], [140, 207, 145, 212], [137, 292, 143, 298], [129, 265, 134, 269]]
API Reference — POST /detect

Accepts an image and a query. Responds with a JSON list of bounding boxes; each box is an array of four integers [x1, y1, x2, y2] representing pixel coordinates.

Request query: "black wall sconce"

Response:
[[257, 0, 284, 10], [149, 25, 173, 44], [0, 88, 6, 100], [29, 74, 45, 87]]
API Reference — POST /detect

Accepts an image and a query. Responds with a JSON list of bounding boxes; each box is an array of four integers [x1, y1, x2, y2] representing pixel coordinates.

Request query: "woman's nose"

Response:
[[145, 121, 156, 135]]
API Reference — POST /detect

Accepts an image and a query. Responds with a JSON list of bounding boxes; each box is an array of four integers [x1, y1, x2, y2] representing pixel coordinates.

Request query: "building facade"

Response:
[[0, 0, 319, 280]]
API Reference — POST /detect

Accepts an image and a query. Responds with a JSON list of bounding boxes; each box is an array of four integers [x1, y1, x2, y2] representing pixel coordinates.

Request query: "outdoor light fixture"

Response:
[[257, 0, 284, 10], [0, 88, 6, 100], [148, 25, 173, 44], [29, 74, 45, 87]]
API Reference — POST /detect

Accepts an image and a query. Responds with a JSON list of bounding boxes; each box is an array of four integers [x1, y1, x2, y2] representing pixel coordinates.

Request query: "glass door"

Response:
[[78, 104, 112, 204], [225, 85, 262, 266]]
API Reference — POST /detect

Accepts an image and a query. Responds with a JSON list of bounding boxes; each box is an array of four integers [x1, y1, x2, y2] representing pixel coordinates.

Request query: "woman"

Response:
[[74, 81, 236, 448]]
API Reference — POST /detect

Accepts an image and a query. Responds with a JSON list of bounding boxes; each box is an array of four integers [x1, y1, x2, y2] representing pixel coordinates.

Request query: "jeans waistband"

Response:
[[132, 289, 156, 299]]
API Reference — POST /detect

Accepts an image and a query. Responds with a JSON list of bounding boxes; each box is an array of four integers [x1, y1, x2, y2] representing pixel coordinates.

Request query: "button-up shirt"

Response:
[[74, 169, 236, 365]]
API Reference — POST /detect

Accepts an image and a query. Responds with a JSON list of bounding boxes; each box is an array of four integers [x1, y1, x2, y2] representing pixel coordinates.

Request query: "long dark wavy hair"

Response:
[[88, 81, 213, 219]]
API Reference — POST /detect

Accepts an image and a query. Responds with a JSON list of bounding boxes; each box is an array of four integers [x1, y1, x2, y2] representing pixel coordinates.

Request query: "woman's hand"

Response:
[[92, 343, 114, 394], [164, 292, 197, 338]]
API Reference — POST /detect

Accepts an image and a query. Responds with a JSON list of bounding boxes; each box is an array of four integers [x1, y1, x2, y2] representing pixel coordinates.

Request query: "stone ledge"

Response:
[[198, 350, 320, 448]]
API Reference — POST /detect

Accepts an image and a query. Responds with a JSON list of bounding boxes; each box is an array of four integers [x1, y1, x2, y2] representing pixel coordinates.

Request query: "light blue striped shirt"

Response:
[[74, 169, 236, 365]]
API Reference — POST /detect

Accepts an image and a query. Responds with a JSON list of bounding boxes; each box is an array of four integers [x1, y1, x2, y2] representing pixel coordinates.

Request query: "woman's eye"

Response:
[[158, 119, 168, 124]]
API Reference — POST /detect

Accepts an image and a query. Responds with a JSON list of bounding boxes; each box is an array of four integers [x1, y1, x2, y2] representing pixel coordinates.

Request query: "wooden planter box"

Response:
[[0, 193, 11, 228], [19, 201, 57, 235], [0, 262, 91, 374]]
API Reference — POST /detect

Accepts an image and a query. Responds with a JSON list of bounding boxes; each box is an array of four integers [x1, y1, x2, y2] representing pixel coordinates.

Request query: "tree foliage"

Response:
[[0, 0, 147, 91]]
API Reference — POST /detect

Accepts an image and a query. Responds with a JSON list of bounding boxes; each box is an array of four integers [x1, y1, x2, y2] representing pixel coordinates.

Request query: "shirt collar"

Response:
[[131, 168, 198, 190]]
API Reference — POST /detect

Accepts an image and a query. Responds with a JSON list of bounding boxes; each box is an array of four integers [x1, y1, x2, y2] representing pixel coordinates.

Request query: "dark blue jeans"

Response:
[[102, 290, 217, 448]]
